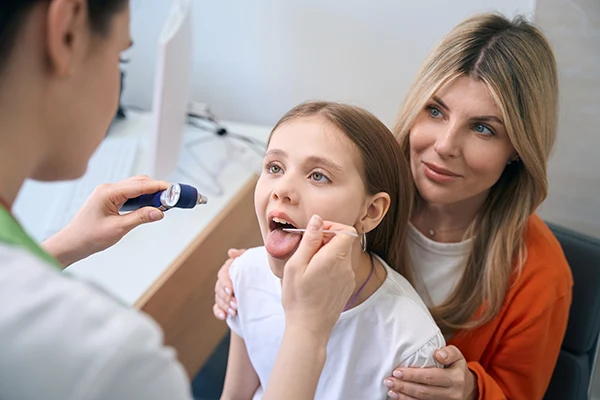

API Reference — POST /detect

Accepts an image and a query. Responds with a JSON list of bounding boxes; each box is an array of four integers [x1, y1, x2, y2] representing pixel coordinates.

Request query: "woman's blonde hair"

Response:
[[394, 13, 559, 333]]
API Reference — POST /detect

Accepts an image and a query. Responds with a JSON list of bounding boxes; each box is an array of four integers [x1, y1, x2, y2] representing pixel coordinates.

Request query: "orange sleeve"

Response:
[[469, 291, 571, 400]]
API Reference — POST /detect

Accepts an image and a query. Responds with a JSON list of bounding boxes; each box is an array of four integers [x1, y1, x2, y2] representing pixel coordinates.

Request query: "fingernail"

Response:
[[149, 210, 163, 221], [224, 287, 231, 296], [438, 350, 448, 360], [393, 370, 403, 379], [218, 312, 226, 320], [230, 301, 238, 310], [308, 214, 322, 230], [388, 390, 399, 399], [383, 379, 394, 388], [228, 308, 236, 317]]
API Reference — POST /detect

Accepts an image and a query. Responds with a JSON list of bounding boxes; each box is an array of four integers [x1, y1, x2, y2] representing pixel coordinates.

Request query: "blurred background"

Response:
[[119, 1, 599, 398], [122, 0, 599, 240]]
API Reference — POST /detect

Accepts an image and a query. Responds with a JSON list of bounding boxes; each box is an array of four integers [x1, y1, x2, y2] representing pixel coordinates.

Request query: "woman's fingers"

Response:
[[384, 378, 446, 399], [388, 367, 453, 388], [213, 256, 238, 320], [217, 257, 235, 294], [227, 248, 246, 258], [214, 281, 233, 311], [213, 304, 226, 321], [105, 175, 169, 204], [434, 345, 462, 366]]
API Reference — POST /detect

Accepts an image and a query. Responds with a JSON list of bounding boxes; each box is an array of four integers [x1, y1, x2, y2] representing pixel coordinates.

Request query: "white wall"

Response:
[[122, 0, 534, 127], [534, 0, 600, 391], [534, 0, 600, 239]]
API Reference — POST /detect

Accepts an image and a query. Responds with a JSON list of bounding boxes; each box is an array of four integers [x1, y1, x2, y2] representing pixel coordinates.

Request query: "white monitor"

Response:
[[148, 0, 193, 180]]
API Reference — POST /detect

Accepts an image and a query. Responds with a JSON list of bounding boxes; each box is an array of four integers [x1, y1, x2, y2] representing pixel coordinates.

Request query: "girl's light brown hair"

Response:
[[394, 13, 559, 333], [270, 101, 413, 275]]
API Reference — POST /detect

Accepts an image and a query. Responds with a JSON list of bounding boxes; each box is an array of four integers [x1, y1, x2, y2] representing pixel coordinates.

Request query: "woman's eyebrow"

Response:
[[472, 115, 504, 125], [433, 96, 504, 125], [432, 96, 450, 111]]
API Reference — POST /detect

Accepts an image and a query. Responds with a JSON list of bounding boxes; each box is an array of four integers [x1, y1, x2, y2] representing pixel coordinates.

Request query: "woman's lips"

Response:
[[423, 162, 461, 183]]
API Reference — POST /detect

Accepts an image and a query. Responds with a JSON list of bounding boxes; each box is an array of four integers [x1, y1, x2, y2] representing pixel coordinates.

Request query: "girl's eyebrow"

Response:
[[305, 156, 344, 175], [264, 149, 287, 158], [264, 149, 344, 174]]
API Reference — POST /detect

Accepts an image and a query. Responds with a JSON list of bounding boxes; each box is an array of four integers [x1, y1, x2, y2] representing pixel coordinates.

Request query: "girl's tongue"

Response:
[[265, 229, 302, 259]]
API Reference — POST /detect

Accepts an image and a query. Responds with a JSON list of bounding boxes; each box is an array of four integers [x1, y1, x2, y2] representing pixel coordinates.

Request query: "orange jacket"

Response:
[[449, 215, 573, 400]]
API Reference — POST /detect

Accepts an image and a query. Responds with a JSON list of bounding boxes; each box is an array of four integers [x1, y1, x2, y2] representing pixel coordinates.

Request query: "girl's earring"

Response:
[[360, 231, 367, 252]]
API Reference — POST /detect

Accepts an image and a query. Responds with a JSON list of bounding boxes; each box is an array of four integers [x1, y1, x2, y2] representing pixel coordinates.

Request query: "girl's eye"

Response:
[[474, 123, 494, 136], [310, 172, 330, 183], [267, 164, 282, 174]]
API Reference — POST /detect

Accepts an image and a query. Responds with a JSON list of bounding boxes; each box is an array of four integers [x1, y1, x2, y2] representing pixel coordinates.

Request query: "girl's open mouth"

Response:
[[266, 214, 302, 259]]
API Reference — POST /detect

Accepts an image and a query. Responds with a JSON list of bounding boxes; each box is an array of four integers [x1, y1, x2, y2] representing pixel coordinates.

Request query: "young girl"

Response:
[[221, 101, 444, 399]]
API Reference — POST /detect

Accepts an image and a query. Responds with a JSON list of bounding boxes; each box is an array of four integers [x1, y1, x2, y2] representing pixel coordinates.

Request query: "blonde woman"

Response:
[[214, 13, 572, 400]]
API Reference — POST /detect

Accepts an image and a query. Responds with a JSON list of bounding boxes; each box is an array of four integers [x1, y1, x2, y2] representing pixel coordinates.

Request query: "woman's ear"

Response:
[[46, 0, 88, 77], [359, 192, 391, 233]]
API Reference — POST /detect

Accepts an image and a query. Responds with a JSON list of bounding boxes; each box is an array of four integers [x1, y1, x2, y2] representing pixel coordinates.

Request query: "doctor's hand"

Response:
[[262, 215, 356, 400], [42, 175, 169, 268], [281, 215, 357, 338]]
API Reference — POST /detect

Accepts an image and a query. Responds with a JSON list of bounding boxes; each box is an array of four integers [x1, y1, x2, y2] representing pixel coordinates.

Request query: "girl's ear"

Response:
[[359, 192, 391, 234]]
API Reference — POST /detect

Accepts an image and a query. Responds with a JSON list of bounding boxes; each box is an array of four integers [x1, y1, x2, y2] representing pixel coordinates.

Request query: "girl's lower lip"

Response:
[[423, 163, 459, 183]]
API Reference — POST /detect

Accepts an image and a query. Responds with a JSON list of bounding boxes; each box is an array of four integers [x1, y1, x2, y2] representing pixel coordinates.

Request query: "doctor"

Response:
[[0, 1, 357, 399]]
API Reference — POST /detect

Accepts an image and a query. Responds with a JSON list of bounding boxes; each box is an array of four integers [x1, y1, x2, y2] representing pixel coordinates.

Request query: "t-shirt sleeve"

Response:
[[226, 257, 243, 337], [397, 331, 446, 368]]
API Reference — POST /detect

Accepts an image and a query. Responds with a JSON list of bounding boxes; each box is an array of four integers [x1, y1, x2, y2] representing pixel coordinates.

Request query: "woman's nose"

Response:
[[433, 123, 461, 158]]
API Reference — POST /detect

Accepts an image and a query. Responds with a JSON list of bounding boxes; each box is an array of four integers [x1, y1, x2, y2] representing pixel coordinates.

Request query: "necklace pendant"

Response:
[[428, 229, 435, 236]]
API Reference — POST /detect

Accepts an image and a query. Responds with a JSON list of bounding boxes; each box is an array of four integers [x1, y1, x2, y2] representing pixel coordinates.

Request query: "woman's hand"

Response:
[[213, 248, 245, 320], [42, 175, 169, 268], [384, 345, 478, 400]]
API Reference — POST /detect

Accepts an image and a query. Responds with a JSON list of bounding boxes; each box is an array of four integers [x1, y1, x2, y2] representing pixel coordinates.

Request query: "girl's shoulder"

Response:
[[229, 246, 270, 277], [372, 255, 440, 330], [229, 246, 279, 292]]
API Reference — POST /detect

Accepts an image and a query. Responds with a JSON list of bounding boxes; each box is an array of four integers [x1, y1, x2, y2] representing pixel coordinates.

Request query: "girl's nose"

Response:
[[272, 177, 299, 205]]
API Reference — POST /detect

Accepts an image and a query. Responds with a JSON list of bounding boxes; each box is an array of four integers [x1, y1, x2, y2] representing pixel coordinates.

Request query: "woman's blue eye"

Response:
[[268, 165, 282, 174], [311, 172, 329, 183], [429, 107, 442, 118], [474, 124, 494, 135]]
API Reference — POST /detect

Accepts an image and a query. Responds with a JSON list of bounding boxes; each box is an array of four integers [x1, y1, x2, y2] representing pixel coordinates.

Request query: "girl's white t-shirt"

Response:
[[0, 243, 193, 400], [227, 246, 445, 400]]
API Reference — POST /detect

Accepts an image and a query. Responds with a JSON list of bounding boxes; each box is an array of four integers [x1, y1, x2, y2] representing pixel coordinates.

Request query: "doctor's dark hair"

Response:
[[270, 101, 414, 279], [0, 0, 128, 73]]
